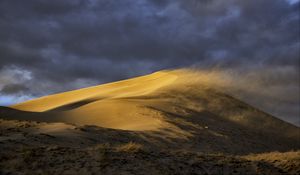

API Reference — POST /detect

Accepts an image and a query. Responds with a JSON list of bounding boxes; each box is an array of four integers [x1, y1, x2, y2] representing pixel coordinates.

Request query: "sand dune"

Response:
[[9, 69, 299, 134], [0, 69, 298, 153], [1, 69, 299, 174], [10, 71, 177, 130], [12, 71, 177, 112]]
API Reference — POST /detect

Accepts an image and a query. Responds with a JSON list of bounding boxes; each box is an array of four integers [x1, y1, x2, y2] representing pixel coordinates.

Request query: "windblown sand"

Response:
[[0, 69, 299, 174]]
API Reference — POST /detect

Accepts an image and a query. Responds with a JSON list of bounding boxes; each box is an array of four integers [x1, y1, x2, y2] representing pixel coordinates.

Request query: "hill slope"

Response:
[[1, 69, 298, 155], [1, 69, 299, 174]]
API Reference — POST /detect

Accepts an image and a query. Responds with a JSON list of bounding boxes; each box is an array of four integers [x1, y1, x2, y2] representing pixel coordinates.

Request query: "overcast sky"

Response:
[[0, 0, 299, 125]]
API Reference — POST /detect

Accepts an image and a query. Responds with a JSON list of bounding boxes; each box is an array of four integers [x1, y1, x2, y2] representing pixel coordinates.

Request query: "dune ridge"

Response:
[[0, 69, 298, 155], [10, 71, 178, 130], [12, 71, 177, 112]]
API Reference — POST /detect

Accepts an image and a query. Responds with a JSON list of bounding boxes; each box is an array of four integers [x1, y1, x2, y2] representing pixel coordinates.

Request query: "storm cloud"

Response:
[[0, 0, 299, 125]]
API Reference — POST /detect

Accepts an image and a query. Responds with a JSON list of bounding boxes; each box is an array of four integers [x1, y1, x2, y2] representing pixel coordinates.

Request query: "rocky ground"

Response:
[[0, 119, 299, 175]]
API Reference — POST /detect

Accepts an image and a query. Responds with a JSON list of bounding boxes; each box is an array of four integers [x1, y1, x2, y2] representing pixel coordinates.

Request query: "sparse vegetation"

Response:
[[1, 144, 300, 175], [115, 142, 143, 153], [0, 119, 299, 174]]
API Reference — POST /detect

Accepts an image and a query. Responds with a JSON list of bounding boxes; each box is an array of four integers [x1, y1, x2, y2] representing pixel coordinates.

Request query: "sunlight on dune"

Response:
[[9, 69, 299, 135]]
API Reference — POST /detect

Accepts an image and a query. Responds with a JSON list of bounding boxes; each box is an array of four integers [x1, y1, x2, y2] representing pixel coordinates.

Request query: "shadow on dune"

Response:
[[146, 106, 300, 155], [0, 106, 63, 123], [46, 99, 99, 112]]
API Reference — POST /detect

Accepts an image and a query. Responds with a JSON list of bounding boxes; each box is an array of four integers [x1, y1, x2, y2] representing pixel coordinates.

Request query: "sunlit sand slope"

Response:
[[0, 69, 298, 154], [10, 71, 177, 130], [12, 71, 177, 112], [1, 69, 299, 174], [7, 69, 300, 138]]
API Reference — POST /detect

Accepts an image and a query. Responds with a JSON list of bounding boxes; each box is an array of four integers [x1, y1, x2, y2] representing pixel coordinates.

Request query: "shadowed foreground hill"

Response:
[[0, 69, 299, 174]]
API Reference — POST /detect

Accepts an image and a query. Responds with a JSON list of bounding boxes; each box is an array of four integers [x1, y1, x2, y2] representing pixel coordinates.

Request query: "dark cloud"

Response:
[[0, 0, 299, 125], [0, 84, 29, 95]]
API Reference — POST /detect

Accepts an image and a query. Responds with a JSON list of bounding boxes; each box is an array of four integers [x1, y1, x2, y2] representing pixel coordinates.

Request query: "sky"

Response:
[[0, 0, 299, 125]]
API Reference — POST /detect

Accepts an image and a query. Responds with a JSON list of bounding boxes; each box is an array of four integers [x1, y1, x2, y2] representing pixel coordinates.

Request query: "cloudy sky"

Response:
[[0, 0, 299, 125]]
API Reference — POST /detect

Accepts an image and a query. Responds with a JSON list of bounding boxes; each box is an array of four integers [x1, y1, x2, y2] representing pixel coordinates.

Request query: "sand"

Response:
[[8, 70, 300, 136], [0, 69, 299, 174], [10, 71, 177, 130], [11, 71, 177, 112]]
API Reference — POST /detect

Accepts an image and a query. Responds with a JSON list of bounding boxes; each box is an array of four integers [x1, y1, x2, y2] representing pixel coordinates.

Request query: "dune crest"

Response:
[[10, 71, 179, 131], [5, 69, 299, 138], [12, 71, 177, 112], [0, 68, 298, 155]]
